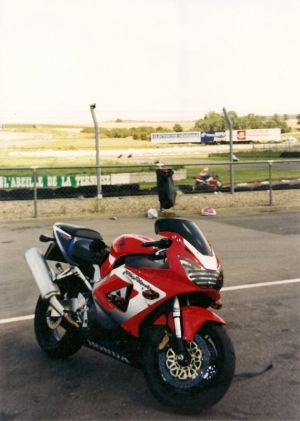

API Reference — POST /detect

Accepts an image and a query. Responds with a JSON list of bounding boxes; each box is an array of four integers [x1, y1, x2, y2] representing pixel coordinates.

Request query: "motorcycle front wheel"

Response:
[[143, 322, 235, 413], [34, 296, 84, 359]]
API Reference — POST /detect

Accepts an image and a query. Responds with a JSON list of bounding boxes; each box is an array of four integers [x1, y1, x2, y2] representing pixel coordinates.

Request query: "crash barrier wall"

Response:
[[0, 160, 299, 218]]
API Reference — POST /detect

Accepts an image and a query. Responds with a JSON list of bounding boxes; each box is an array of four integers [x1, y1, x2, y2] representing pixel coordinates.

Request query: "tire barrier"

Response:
[[37, 188, 55, 199], [280, 151, 300, 158], [1, 179, 299, 202], [0, 183, 144, 201]]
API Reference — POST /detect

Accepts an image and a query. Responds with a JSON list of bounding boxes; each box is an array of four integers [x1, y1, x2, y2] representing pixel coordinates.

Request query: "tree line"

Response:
[[194, 111, 291, 133], [81, 125, 174, 140], [81, 111, 294, 140]]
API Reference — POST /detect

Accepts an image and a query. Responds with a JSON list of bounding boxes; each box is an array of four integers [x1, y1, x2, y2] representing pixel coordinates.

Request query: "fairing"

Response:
[[154, 218, 213, 256], [100, 234, 155, 278]]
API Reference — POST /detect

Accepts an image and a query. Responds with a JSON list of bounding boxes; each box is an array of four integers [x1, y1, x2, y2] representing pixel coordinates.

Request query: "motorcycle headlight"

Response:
[[179, 256, 223, 290]]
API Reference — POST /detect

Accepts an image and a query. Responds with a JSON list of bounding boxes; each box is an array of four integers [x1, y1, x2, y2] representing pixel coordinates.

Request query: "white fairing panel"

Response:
[[107, 266, 166, 324], [183, 239, 218, 270]]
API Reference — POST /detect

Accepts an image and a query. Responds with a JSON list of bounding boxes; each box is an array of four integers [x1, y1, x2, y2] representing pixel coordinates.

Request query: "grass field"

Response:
[[1, 122, 299, 186], [1, 128, 201, 151], [2, 119, 299, 151]]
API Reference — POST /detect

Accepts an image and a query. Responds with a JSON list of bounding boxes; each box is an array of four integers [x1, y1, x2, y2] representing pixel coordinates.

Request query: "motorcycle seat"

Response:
[[55, 223, 103, 240]]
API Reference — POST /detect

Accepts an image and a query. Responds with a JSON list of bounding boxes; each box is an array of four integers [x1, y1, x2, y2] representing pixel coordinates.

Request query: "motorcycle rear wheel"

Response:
[[34, 296, 84, 359], [143, 322, 235, 413]]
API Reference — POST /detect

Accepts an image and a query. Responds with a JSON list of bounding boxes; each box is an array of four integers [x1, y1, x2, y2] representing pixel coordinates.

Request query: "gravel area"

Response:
[[1, 189, 300, 221]]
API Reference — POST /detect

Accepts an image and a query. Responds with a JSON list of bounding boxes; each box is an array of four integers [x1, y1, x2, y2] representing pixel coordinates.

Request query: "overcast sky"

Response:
[[0, 0, 299, 124]]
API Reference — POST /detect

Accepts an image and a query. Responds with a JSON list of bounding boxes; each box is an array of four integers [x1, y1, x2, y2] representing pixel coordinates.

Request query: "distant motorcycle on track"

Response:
[[193, 167, 223, 192]]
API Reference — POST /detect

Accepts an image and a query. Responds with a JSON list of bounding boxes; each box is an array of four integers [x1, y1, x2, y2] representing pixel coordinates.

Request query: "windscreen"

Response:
[[154, 218, 212, 256]]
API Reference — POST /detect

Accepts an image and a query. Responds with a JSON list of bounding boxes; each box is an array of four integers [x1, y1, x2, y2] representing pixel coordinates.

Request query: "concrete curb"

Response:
[[1, 205, 300, 225]]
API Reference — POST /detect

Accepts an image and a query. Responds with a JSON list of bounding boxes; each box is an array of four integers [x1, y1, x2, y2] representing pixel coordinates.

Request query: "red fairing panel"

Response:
[[100, 234, 155, 278], [152, 307, 224, 341], [181, 306, 225, 341], [111, 234, 154, 258]]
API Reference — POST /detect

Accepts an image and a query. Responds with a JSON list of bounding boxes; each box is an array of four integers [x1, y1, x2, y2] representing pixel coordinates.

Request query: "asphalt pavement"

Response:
[[0, 210, 299, 420]]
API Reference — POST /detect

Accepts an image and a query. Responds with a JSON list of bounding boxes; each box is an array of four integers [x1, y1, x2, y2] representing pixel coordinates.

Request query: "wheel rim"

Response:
[[158, 334, 212, 389], [45, 306, 66, 342]]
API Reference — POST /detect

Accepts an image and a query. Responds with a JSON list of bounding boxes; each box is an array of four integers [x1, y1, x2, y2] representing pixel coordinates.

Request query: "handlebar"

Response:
[[142, 238, 172, 249]]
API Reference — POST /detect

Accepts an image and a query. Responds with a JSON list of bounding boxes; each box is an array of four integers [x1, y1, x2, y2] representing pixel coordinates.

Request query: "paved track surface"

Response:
[[0, 211, 299, 420]]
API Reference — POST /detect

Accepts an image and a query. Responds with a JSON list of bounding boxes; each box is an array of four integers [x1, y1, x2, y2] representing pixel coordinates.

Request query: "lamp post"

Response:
[[90, 104, 102, 199]]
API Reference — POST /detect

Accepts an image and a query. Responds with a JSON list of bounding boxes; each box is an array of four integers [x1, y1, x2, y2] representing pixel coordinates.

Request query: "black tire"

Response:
[[143, 322, 235, 413], [34, 296, 84, 359]]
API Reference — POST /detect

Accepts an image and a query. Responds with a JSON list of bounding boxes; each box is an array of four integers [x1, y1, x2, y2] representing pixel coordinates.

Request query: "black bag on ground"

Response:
[[156, 169, 176, 210]]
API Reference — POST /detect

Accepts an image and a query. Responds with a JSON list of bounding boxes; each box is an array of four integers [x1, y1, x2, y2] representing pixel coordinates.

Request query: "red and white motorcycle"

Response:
[[25, 217, 235, 413], [193, 167, 223, 191]]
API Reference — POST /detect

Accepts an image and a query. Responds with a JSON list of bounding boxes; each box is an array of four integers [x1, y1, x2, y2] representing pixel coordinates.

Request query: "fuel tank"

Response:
[[100, 234, 154, 278]]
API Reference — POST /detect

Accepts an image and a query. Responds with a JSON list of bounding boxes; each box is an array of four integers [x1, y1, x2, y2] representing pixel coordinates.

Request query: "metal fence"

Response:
[[1, 160, 299, 217]]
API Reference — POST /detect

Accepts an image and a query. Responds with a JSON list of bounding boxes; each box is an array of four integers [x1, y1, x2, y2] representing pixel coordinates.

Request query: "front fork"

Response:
[[172, 296, 192, 366]]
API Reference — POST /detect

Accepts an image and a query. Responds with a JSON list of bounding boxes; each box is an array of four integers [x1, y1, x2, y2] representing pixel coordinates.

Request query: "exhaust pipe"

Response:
[[25, 247, 60, 299], [25, 247, 80, 328], [49, 295, 80, 328]]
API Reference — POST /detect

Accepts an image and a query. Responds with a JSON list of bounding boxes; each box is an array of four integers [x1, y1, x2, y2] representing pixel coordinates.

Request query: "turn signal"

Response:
[[142, 289, 159, 300], [211, 300, 223, 310]]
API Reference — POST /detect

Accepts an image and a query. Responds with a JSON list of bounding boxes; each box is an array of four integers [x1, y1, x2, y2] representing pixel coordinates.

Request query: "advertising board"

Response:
[[201, 131, 226, 143], [151, 132, 201, 144], [0, 175, 111, 189], [225, 128, 281, 142], [151, 128, 281, 144]]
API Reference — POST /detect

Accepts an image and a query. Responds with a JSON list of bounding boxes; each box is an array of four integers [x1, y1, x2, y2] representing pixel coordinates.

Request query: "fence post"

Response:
[[268, 161, 273, 206], [32, 167, 38, 218], [223, 107, 234, 193], [90, 104, 102, 199]]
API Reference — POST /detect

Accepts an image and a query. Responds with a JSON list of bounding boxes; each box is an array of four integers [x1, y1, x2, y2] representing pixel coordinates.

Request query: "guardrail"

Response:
[[0, 160, 299, 218]]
